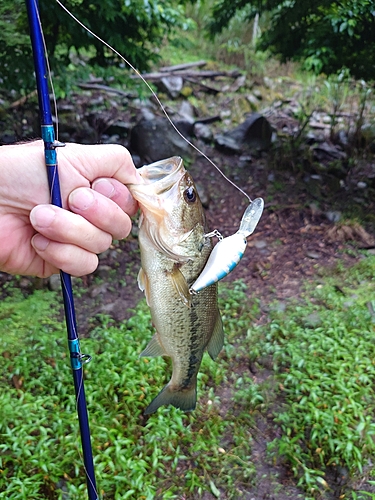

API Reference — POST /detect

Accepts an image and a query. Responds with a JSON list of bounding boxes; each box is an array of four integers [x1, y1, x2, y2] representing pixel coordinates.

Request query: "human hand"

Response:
[[0, 141, 141, 277]]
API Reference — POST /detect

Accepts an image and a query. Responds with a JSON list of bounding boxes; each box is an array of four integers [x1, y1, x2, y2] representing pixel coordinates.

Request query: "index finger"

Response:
[[59, 143, 142, 185]]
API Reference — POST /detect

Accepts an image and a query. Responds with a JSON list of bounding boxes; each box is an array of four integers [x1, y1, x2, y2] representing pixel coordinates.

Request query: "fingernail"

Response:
[[69, 188, 95, 211], [30, 205, 56, 228], [32, 234, 50, 251], [92, 179, 115, 198]]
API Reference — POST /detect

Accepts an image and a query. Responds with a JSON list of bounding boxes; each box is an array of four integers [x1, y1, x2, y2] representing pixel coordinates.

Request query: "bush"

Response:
[[0, 0, 186, 94], [208, 0, 375, 80]]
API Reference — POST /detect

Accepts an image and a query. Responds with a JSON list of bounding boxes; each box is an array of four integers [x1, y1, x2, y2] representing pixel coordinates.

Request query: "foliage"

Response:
[[1, 257, 375, 497], [263, 255, 375, 494], [208, 0, 375, 80], [0, 0, 186, 94], [0, 285, 258, 499]]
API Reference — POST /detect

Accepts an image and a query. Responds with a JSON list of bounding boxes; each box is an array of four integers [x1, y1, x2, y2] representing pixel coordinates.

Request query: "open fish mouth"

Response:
[[136, 156, 184, 194]]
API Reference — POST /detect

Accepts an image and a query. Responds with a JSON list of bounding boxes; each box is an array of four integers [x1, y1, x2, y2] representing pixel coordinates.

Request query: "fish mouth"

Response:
[[128, 156, 185, 213], [137, 156, 184, 194]]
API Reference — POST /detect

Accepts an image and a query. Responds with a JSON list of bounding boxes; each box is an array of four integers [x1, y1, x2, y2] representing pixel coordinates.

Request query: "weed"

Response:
[[0, 285, 259, 499], [264, 255, 375, 494]]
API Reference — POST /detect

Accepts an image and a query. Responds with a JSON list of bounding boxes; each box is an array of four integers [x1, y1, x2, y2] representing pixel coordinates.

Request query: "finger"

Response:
[[60, 143, 142, 185], [91, 178, 138, 215], [31, 235, 99, 276], [68, 186, 134, 240], [30, 204, 112, 254]]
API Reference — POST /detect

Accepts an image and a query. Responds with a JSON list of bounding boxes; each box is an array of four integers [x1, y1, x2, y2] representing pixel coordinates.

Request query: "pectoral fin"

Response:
[[137, 267, 146, 292], [137, 268, 151, 306], [140, 333, 167, 357], [207, 313, 224, 360], [169, 265, 191, 307]]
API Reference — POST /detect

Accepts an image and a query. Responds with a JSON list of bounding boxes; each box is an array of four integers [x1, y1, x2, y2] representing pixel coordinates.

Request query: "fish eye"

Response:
[[184, 186, 197, 203]]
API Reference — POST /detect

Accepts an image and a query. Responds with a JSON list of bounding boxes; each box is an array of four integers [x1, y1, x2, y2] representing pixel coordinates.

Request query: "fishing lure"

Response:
[[190, 198, 264, 293]]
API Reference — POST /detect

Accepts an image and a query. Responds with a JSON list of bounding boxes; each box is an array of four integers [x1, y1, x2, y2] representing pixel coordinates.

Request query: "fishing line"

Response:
[[33, 2, 60, 141], [54, 0, 252, 203]]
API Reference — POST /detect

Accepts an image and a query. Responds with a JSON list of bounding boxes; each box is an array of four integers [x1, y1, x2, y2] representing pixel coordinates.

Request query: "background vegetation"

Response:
[[1, 0, 375, 94], [1, 0, 375, 498], [208, 0, 375, 80]]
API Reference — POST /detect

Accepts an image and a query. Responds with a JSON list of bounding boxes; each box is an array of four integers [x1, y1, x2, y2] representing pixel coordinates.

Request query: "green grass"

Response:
[[0, 285, 258, 499], [260, 254, 375, 495], [1, 256, 375, 498]]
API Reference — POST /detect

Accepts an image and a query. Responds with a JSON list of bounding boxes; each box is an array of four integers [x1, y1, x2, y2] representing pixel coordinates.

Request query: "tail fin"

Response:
[[144, 383, 197, 415]]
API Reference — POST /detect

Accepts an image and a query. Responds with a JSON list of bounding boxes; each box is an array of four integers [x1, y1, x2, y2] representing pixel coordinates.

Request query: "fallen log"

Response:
[[77, 83, 135, 98], [131, 69, 241, 80], [159, 60, 207, 72]]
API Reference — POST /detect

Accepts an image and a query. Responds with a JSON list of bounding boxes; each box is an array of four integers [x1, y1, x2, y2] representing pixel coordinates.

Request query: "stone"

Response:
[[214, 113, 273, 154], [194, 122, 213, 142], [49, 274, 61, 291], [130, 116, 191, 162], [157, 76, 184, 98], [325, 211, 342, 223]]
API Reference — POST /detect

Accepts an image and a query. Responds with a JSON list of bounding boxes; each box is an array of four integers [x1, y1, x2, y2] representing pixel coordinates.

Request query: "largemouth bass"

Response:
[[128, 157, 223, 415]]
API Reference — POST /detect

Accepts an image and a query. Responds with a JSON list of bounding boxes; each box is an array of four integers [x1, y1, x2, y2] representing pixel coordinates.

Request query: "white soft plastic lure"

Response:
[[190, 198, 264, 294]]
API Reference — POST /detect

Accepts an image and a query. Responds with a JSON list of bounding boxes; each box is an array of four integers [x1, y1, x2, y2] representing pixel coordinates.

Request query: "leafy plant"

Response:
[[208, 0, 375, 80], [0, 0, 187, 94], [264, 255, 375, 494], [0, 285, 258, 499]]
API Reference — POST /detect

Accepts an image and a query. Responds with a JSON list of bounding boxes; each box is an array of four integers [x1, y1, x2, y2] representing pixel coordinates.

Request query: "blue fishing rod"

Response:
[[25, 1, 98, 498]]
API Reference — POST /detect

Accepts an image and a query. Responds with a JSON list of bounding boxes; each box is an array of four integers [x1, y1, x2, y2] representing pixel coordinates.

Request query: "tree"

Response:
[[208, 0, 375, 80], [0, 0, 186, 94]]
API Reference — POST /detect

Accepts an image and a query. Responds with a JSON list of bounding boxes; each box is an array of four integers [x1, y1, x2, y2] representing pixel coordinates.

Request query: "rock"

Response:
[[105, 120, 132, 137], [246, 93, 260, 110], [214, 113, 273, 154], [238, 154, 253, 168], [178, 101, 195, 123], [49, 274, 61, 291], [263, 76, 275, 89], [253, 239, 267, 249], [304, 312, 322, 327], [174, 119, 195, 138], [195, 182, 210, 208], [130, 117, 192, 162], [312, 141, 347, 161], [214, 134, 243, 153], [194, 122, 213, 142], [89, 283, 108, 298], [157, 76, 184, 98], [325, 211, 342, 223], [306, 251, 321, 259], [270, 301, 286, 313]]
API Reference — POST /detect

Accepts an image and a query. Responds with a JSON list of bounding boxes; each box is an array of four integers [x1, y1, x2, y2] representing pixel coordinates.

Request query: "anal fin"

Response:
[[140, 333, 166, 358]]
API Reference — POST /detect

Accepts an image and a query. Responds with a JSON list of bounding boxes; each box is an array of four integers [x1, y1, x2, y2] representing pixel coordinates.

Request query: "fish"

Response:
[[128, 156, 223, 415]]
